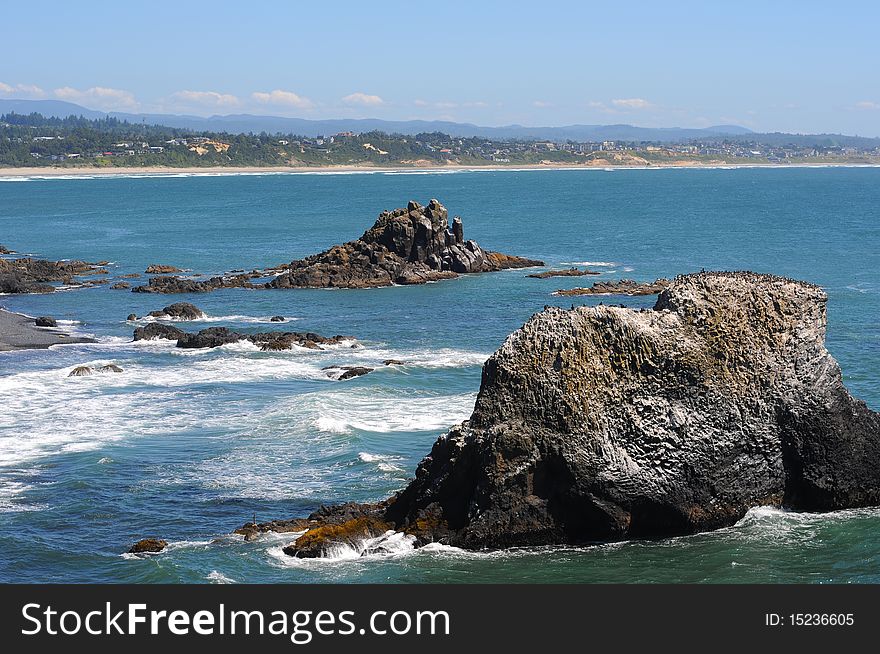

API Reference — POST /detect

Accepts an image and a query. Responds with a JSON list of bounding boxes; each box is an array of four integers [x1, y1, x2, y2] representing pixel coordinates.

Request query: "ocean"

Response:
[[1, 166, 879, 583]]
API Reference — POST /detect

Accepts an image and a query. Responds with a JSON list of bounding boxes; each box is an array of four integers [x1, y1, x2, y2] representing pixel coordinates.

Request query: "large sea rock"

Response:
[[283, 271, 880, 556], [268, 199, 543, 288]]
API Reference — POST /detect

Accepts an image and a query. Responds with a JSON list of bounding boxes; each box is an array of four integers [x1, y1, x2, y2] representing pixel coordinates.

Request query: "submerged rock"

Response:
[[284, 271, 880, 555], [99, 364, 123, 373], [68, 366, 93, 377], [554, 278, 670, 296], [110, 282, 131, 290], [34, 316, 57, 327], [267, 199, 544, 289], [128, 538, 167, 554], [270, 315, 286, 322], [135, 325, 353, 350], [147, 302, 205, 320]]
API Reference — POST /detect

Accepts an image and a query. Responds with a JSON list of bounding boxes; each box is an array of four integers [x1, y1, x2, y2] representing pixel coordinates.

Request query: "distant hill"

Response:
[[0, 98, 753, 142], [3, 97, 877, 147]]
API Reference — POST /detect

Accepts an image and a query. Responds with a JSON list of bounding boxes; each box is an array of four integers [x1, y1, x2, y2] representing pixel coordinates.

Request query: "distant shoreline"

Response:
[[2, 161, 880, 178]]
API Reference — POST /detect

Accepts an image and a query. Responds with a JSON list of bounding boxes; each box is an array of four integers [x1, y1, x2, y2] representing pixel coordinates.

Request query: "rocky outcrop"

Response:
[[147, 302, 206, 320], [0, 257, 105, 294], [68, 366, 94, 377], [283, 272, 880, 555], [554, 278, 670, 296], [528, 267, 601, 278], [0, 245, 15, 255], [34, 316, 57, 327], [268, 199, 543, 289], [110, 282, 131, 290]]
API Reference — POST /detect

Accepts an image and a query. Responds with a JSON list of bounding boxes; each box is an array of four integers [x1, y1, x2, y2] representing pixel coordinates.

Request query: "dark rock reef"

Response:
[[34, 316, 57, 327], [267, 199, 543, 288], [528, 267, 601, 279], [554, 278, 670, 296], [283, 271, 880, 556], [132, 323, 351, 350], [132, 273, 258, 294]]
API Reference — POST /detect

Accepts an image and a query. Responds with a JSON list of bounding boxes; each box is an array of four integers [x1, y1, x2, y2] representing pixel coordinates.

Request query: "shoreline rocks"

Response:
[[0, 256, 107, 294], [0, 309, 96, 351], [34, 316, 57, 327], [281, 271, 880, 556], [554, 278, 670, 296], [528, 267, 601, 278]]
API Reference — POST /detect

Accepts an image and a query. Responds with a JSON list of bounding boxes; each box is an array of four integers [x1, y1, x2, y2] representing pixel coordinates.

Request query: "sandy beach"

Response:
[[2, 161, 875, 178], [0, 309, 95, 351]]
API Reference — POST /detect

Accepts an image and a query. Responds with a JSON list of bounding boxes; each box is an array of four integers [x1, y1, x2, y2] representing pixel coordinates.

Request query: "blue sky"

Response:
[[2, 0, 879, 135]]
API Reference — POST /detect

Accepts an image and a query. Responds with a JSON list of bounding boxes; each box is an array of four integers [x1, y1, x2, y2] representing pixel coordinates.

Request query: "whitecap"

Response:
[[207, 570, 236, 584]]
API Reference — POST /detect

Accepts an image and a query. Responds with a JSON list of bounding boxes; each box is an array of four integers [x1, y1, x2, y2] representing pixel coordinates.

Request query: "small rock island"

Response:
[[278, 271, 880, 556], [132, 199, 543, 293]]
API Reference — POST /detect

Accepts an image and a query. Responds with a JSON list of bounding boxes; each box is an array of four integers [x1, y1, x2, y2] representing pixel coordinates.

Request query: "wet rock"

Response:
[[383, 359, 405, 366], [128, 538, 167, 554], [133, 323, 185, 341], [270, 315, 286, 322], [284, 271, 880, 554], [268, 199, 544, 289], [147, 302, 205, 320], [322, 365, 374, 380], [145, 264, 182, 274], [0, 245, 15, 255], [99, 364, 123, 373], [126, 314, 138, 321], [554, 278, 670, 296], [110, 282, 131, 290], [233, 518, 314, 542], [174, 327, 352, 351], [34, 316, 57, 327], [68, 366, 93, 377]]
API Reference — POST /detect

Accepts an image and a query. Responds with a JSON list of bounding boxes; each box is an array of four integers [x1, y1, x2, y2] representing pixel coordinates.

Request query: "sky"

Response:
[[1, 0, 879, 135]]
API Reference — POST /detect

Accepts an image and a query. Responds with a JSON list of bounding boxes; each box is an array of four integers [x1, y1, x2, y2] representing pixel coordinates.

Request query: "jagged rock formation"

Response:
[[132, 324, 351, 350], [0, 257, 105, 294], [128, 200, 542, 293], [128, 538, 167, 554], [554, 278, 670, 296], [145, 264, 182, 274], [268, 199, 543, 288], [283, 271, 880, 556]]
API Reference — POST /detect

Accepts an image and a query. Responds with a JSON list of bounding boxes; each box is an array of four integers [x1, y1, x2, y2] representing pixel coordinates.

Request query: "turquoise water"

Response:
[[1, 166, 879, 583]]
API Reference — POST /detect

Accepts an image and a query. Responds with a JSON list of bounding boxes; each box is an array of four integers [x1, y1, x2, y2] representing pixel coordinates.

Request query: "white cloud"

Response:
[[54, 86, 138, 110], [342, 92, 384, 106], [251, 89, 313, 109], [611, 98, 652, 110], [0, 82, 47, 98], [170, 90, 240, 108], [533, 100, 553, 108], [856, 101, 880, 110], [413, 99, 429, 107]]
